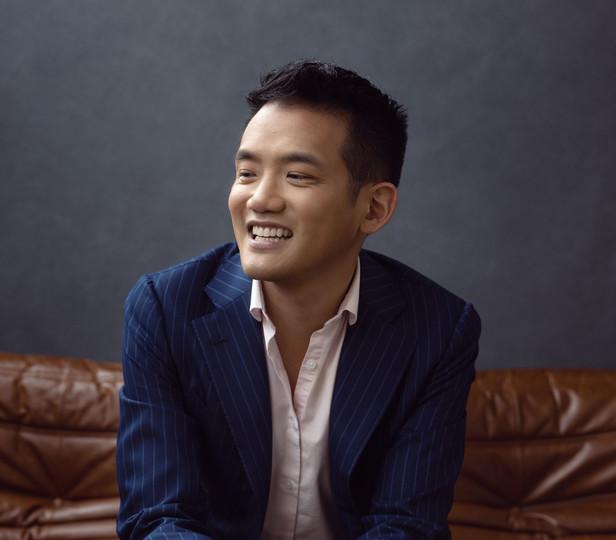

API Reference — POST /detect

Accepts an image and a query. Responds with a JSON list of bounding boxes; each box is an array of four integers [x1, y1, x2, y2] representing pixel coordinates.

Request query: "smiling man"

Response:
[[117, 60, 481, 540]]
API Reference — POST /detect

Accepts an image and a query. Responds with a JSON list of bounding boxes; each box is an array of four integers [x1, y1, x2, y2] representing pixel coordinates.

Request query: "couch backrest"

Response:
[[1, 353, 615, 539], [0, 352, 122, 540], [450, 368, 616, 539]]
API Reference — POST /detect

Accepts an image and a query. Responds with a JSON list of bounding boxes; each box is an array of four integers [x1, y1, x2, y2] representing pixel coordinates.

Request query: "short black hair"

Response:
[[246, 60, 408, 195]]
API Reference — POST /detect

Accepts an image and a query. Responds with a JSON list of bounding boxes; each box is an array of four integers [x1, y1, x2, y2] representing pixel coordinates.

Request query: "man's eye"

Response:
[[237, 171, 255, 181], [287, 173, 310, 182]]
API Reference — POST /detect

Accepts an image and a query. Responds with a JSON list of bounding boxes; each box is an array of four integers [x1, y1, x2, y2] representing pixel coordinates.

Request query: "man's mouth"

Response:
[[250, 225, 293, 241]]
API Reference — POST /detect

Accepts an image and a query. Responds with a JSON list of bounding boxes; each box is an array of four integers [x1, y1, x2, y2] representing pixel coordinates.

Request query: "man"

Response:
[[117, 60, 481, 540]]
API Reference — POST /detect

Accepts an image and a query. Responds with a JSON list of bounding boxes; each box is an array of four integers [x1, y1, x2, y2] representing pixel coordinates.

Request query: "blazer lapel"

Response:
[[191, 253, 272, 512], [329, 251, 418, 505]]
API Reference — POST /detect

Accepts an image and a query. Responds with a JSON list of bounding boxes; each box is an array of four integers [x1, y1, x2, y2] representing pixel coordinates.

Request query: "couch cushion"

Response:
[[0, 352, 122, 539], [450, 369, 616, 538]]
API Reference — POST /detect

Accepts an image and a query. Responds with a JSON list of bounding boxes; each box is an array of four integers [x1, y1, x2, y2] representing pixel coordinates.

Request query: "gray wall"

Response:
[[1, 1, 615, 369]]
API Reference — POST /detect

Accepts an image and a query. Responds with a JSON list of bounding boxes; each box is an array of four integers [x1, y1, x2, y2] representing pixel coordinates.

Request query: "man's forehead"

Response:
[[238, 102, 349, 159]]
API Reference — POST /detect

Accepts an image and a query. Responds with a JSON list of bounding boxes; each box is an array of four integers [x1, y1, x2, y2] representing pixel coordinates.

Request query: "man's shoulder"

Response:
[[361, 248, 468, 306], [125, 243, 239, 305], [361, 248, 481, 346]]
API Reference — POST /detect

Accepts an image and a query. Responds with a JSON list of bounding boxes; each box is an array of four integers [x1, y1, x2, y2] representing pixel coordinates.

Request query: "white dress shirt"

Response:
[[250, 261, 360, 540]]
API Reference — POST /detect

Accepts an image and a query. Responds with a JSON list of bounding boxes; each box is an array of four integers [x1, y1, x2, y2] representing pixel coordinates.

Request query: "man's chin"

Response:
[[239, 257, 283, 282]]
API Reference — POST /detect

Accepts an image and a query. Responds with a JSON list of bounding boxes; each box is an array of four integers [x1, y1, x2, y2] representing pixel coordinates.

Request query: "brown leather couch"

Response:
[[0, 351, 614, 539], [0, 352, 122, 540], [450, 369, 616, 540]]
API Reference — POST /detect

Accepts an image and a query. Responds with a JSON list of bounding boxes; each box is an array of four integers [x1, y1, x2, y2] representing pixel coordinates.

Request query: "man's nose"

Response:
[[247, 176, 285, 213]]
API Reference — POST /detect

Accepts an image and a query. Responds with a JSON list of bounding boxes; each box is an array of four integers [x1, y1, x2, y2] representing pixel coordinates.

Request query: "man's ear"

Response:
[[360, 181, 398, 235]]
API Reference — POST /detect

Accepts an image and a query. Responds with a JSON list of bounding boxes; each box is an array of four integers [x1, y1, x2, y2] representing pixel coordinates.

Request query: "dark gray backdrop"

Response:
[[1, 1, 615, 369]]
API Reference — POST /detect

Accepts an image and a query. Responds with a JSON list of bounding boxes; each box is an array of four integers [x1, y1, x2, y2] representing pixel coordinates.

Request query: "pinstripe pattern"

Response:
[[117, 242, 481, 540]]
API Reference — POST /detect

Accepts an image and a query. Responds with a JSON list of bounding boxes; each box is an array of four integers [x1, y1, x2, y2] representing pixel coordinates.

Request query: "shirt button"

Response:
[[286, 479, 295, 490], [305, 359, 317, 370], [291, 417, 298, 431]]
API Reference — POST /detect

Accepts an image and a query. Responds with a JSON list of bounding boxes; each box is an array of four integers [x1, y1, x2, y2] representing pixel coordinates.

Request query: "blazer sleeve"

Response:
[[356, 302, 481, 540], [116, 276, 215, 540]]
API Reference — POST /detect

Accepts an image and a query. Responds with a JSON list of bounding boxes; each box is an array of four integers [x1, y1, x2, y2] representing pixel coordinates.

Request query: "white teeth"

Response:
[[251, 225, 292, 238]]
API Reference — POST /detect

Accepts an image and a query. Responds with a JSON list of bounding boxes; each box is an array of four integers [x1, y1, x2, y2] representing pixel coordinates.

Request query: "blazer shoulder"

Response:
[[125, 242, 239, 310], [362, 249, 464, 301], [361, 249, 480, 330]]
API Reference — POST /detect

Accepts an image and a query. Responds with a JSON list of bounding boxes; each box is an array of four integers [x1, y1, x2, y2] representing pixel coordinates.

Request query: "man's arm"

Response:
[[357, 302, 481, 540], [116, 275, 214, 540]]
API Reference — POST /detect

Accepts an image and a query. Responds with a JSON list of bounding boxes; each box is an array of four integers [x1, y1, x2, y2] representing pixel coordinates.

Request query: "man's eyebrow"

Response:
[[235, 149, 259, 162], [235, 149, 323, 169], [280, 151, 323, 169]]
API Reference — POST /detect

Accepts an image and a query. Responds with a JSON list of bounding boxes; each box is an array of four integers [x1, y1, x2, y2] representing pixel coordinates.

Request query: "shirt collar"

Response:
[[249, 258, 360, 326]]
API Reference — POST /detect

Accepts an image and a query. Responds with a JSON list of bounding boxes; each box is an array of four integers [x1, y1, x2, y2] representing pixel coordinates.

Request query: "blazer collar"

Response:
[[202, 252, 251, 308]]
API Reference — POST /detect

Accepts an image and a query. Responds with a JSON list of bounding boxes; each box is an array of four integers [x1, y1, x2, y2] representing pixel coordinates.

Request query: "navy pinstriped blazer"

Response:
[[116, 242, 481, 540]]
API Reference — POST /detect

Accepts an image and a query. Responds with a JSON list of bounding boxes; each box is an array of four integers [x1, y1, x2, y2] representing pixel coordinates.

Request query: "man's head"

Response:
[[245, 60, 408, 197], [228, 60, 406, 287]]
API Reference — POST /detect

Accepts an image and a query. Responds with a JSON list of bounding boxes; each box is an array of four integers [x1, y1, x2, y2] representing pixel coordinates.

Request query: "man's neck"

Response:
[[261, 255, 359, 338]]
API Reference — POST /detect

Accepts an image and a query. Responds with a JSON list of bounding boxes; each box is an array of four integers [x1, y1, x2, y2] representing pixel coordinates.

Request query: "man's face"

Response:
[[228, 101, 368, 286]]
